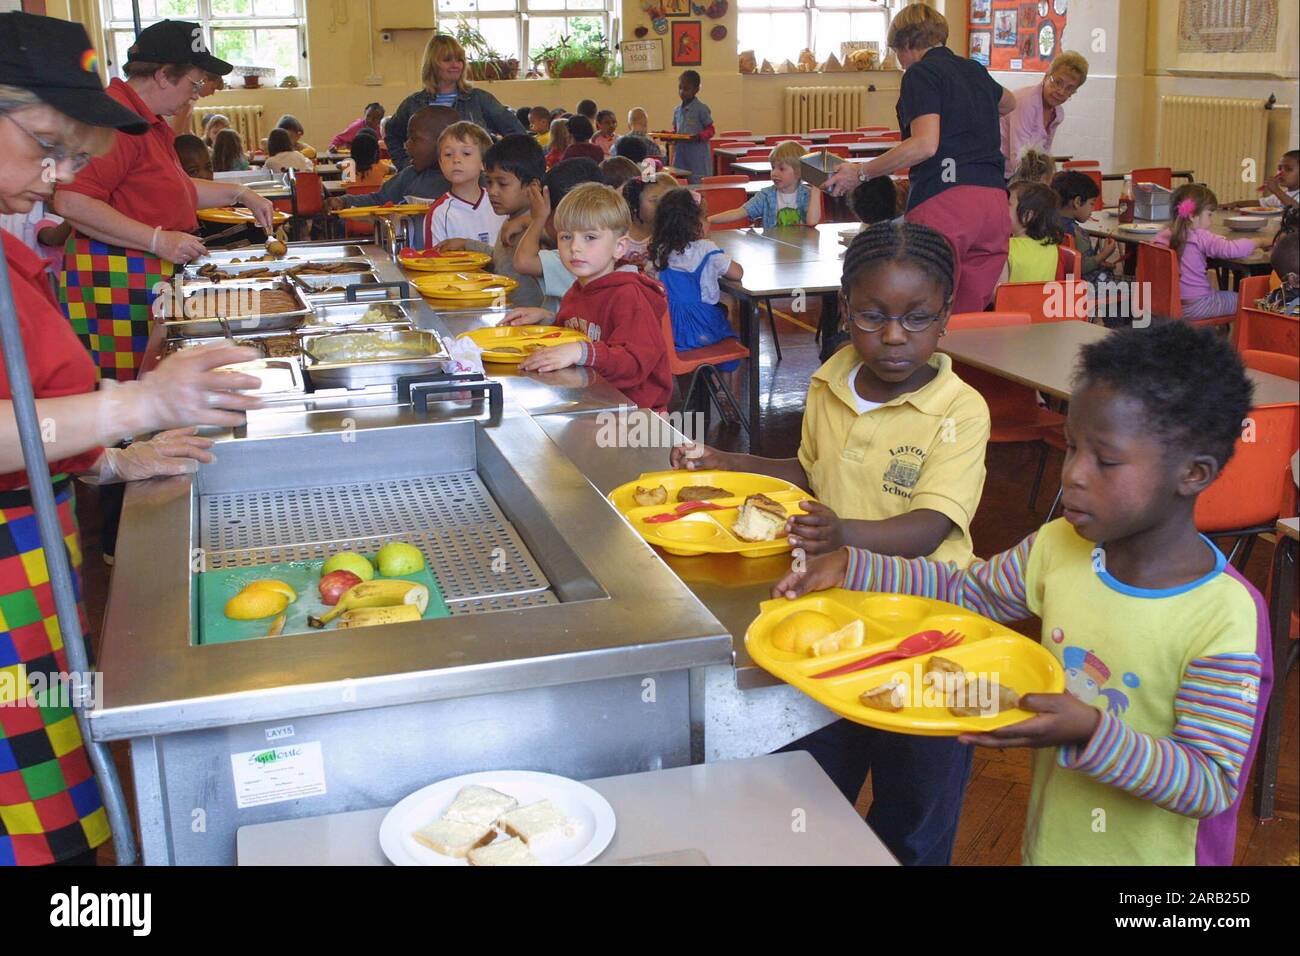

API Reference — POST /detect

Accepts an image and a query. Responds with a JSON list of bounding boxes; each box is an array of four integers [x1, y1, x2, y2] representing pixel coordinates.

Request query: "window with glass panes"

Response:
[[102, 1, 306, 85], [434, 0, 616, 72], [736, 0, 893, 68]]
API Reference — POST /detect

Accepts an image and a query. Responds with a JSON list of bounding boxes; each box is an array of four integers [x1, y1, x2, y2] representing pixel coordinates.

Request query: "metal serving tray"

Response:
[[302, 329, 450, 389], [304, 300, 416, 330], [190, 243, 368, 267], [293, 271, 383, 304], [184, 258, 373, 280], [799, 148, 845, 187], [163, 279, 313, 338]]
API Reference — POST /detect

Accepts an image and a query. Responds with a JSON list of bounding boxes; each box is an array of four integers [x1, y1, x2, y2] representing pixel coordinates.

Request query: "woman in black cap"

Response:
[[53, 18, 275, 383], [0, 12, 264, 866]]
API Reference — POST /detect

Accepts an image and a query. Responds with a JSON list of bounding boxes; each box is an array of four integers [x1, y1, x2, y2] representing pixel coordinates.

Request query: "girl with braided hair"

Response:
[[671, 221, 992, 865]]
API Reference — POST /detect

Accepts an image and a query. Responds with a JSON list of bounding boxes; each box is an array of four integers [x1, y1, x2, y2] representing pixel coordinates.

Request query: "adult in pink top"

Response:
[[999, 52, 1088, 179], [331, 102, 384, 150]]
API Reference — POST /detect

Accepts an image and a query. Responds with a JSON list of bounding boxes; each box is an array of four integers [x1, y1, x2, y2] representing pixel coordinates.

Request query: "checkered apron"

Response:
[[58, 236, 174, 383], [0, 481, 110, 865]]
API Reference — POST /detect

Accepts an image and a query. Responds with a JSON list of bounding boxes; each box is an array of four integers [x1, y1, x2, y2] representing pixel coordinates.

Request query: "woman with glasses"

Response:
[[52, 19, 274, 384], [824, 3, 1018, 315], [1000, 52, 1089, 181], [0, 12, 263, 866]]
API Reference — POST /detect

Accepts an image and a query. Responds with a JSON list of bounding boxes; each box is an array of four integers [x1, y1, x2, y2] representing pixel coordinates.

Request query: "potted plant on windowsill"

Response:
[[531, 20, 611, 79], [451, 17, 519, 81]]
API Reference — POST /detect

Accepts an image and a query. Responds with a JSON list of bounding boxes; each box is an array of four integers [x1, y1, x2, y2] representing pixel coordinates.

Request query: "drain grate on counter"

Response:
[[199, 472, 554, 614]]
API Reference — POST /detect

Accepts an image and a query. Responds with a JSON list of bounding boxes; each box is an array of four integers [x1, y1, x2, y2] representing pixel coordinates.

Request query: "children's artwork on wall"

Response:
[[663, 0, 691, 17], [974, 0, 1068, 70], [671, 20, 702, 65]]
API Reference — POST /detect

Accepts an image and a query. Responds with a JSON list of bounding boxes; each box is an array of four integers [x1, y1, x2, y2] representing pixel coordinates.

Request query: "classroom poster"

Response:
[[971, 0, 1068, 71]]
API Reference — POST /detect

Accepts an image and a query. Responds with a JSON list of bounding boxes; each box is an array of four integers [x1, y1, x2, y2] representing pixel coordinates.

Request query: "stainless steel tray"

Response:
[[219, 358, 304, 396], [190, 243, 369, 267], [302, 329, 450, 389], [293, 271, 382, 304], [305, 300, 415, 329], [799, 148, 845, 188], [184, 258, 373, 280], [163, 279, 313, 338]]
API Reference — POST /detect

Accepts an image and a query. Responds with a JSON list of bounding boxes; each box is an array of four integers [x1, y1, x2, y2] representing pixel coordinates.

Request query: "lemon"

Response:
[[770, 609, 839, 653], [809, 619, 866, 657], [243, 579, 297, 603], [225, 589, 290, 621]]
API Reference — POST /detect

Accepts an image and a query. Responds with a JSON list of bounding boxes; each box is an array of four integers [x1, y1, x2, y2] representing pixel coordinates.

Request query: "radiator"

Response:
[[1156, 96, 1269, 204], [783, 87, 865, 134], [192, 105, 265, 150]]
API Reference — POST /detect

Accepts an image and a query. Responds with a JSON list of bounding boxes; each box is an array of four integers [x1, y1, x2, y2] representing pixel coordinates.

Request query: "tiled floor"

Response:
[[77, 302, 1296, 865]]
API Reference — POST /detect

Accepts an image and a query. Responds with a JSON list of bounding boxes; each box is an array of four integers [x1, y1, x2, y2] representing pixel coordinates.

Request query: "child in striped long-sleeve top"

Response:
[[774, 322, 1271, 866]]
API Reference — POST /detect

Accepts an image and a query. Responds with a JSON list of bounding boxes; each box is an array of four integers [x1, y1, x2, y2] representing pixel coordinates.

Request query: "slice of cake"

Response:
[[441, 785, 518, 827], [497, 800, 575, 848], [467, 836, 539, 867], [732, 493, 788, 542], [411, 819, 495, 858]]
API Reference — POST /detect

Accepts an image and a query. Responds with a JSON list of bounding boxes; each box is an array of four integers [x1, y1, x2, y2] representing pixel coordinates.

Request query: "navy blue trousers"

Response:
[[777, 719, 975, 866]]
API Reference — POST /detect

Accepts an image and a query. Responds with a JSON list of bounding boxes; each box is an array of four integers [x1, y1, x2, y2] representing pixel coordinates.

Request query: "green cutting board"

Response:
[[196, 559, 450, 645]]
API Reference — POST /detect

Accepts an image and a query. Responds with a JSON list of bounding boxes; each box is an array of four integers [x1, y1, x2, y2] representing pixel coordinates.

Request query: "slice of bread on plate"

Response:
[[441, 785, 519, 827], [411, 819, 495, 857], [468, 836, 539, 866], [732, 493, 788, 542], [497, 799, 575, 848]]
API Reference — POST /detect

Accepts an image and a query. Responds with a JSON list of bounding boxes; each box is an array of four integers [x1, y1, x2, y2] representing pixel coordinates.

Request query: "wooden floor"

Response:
[[77, 299, 1297, 866]]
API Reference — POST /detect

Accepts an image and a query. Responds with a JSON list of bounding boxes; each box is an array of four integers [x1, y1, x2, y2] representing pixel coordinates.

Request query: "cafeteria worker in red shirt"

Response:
[[54, 19, 275, 382], [0, 12, 264, 865]]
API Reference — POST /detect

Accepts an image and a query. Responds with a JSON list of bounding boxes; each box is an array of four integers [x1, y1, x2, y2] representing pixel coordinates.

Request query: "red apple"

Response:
[[319, 570, 362, 605]]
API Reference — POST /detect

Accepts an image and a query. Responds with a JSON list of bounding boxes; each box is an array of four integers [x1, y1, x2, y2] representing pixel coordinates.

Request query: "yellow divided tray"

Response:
[[411, 272, 519, 305], [458, 325, 589, 364], [746, 591, 1065, 735], [334, 203, 430, 218], [608, 469, 813, 558], [196, 207, 290, 224], [398, 250, 492, 273]]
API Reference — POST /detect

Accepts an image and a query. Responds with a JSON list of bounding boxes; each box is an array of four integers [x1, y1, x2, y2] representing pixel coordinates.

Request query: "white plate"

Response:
[[1117, 222, 1161, 234], [379, 770, 616, 866]]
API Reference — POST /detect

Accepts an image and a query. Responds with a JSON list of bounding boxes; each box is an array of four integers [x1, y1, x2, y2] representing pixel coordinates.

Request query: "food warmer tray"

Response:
[[163, 279, 314, 338], [302, 329, 450, 389]]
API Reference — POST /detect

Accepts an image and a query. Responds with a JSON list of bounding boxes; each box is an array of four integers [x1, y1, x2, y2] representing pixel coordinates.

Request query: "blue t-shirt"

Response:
[[895, 46, 1006, 210], [743, 183, 812, 227]]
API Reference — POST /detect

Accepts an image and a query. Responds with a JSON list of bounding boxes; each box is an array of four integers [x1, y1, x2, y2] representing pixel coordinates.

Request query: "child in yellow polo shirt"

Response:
[[671, 221, 991, 865], [774, 323, 1269, 865]]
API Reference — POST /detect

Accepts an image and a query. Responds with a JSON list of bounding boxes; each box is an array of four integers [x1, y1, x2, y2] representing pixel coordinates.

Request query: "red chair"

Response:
[[342, 184, 376, 238], [1234, 274, 1300, 356], [700, 186, 748, 220], [808, 128, 843, 135], [1136, 242, 1184, 320], [828, 132, 862, 144], [876, 131, 902, 142], [856, 126, 892, 133], [702, 174, 749, 185], [1080, 168, 1104, 212], [948, 311, 1066, 508], [289, 169, 329, 239], [993, 279, 1093, 321], [1056, 245, 1082, 280], [718, 129, 752, 137], [1241, 349, 1300, 380], [659, 309, 752, 434], [1131, 166, 1173, 189], [1063, 160, 1100, 169], [821, 145, 851, 159], [764, 134, 798, 145]]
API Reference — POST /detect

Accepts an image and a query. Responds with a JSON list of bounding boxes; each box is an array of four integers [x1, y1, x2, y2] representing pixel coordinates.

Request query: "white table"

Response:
[[235, 752, 897, 866]]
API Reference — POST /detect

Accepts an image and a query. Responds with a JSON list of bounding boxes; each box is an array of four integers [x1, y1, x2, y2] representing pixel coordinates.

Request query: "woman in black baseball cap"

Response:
[[0, 12, 264, 867], [53, 18, 275, 384]]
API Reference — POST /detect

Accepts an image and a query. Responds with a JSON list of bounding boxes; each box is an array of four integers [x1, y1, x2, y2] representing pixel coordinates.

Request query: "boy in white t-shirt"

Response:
[[424, 121, 506, 247]]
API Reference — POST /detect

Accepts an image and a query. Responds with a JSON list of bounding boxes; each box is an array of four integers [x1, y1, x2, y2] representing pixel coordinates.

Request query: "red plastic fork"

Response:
[[812, 629, 964, 679]]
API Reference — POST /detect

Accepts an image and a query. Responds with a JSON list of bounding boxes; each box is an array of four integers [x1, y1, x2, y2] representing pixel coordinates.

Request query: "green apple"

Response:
[[376, 542, 425, 577], [322, 551, 375, 581]]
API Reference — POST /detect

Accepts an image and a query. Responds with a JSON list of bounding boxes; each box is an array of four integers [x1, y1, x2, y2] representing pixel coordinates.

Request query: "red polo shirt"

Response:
[[0, 232, 102, 489], [60, 78, 199, 233]]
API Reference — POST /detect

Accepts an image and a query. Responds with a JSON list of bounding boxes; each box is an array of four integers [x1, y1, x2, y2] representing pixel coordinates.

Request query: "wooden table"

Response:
[[940, 320, 1298, 406], [1257, 515, 1298, 819]]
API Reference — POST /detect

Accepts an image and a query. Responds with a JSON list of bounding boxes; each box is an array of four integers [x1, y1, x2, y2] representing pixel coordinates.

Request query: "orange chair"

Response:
[[1194, 401, 1299, 566], [1056, 245, 1082, 280], [993, 279, 1094, 321], [1131, 166, 1173, 189], [1062, 233, 1076, 250], [764, 134, 799, 145], [1241, 349, 1300, 380], [718, 129, 752, 137], [1135, 241, 1184, 320], [827, 132, 862, 144], [659, 309, 752, 433], [876, 131, 903, 142], [342, 184, 376, 238], [700, 187, 749, 223], [1080, 168, 1104, 212], [1234, 274, 1300, 356], [948, 311, 1066, 508], [289, 169, 330, 239], [1062, 160, 1100, 169], [701, 174, 749, 185]]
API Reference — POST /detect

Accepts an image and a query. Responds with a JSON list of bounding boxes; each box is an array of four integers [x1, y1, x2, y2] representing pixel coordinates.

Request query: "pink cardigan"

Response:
[[1154, 228, 1256, 301]]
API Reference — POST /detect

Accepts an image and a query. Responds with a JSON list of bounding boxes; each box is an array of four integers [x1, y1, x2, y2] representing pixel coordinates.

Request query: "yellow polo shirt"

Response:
[[797, 348, 990, 567]]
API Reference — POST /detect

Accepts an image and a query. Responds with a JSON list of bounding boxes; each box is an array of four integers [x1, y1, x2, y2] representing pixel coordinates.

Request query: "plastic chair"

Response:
[[764, 134, 799, 145], [659, 309, 751, 434], [1062, 160, 1100, 169], [876, 131, 902, 142], [1136, 242, 1184, 319], [341, 184, 377, 238], [1234, 275, 1300, 356], [700, 187, 748, 220], [1131, 166, 1173, 189], [1056, 245, 1082, 280], [701, 174, 749, 185], [1241, 349, 1300, 380], [718, 129, 752, 137], [856, 126, 891, 133], [993, 280, 1093, 321], [827, 132, 862, 144], [1080, 168, 1104, 212], [821, 145, 851, 159], [289, 169, 330, 238], [808, 128, 843, 135], [1194, 401, 1299, 566], [948, 310, 1065, 508]]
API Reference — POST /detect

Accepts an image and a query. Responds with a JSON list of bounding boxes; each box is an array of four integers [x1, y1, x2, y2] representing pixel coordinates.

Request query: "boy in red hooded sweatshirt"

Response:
[[507, 182, 671, 411]]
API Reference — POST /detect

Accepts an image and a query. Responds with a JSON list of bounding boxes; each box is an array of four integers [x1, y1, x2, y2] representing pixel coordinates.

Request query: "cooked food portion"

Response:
[[440, 785, 519, 827], [497, 800, 575, 848], [262, 335, 300, 358], [308, 332, 438, 363], [265, 238, 287, 257], [194, 260, 363, 282], [948, 679, 1020, 718], [411, 819, 495, 858], [732, 492, 788, 542], [183, 288, 300, 320], [859, 680, 906, 712], [808, 619, 865, 658], [676, 485, 732, 502], [633, 485, 668, 507], [468, 837, 538, 867]]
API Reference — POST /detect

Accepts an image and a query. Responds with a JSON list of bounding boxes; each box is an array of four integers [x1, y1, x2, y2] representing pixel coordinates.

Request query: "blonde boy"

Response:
[[621, 107, 665, 160], [709, 140, 821, 228], [424, 120, 506, 247], [516, 183, 671, 411]]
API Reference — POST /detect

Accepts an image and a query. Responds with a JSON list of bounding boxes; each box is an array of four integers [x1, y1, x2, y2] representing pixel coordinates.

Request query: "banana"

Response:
[[336, 605, 423, 629], [308, 580, 429, 628]]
